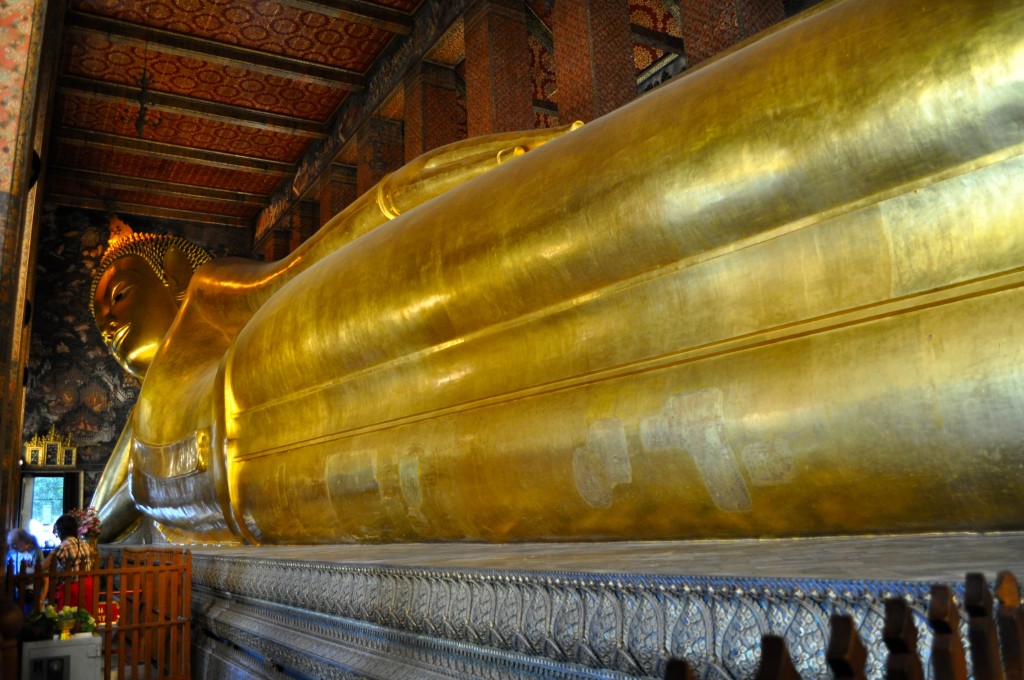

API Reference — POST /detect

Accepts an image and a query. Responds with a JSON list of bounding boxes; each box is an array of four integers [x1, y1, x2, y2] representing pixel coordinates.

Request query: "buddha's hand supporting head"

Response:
[[91, 233, 210, 379]]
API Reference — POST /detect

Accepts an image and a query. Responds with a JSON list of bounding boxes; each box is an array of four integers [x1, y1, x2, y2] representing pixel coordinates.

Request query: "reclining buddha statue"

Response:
[[91, 0, 1024, 545]]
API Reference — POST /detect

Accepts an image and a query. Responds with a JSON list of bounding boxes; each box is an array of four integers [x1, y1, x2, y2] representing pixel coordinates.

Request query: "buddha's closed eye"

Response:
[[112, 283, 133, 303]]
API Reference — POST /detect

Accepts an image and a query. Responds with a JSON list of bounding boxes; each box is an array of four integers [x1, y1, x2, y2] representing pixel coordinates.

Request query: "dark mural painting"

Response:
[[23, 205, 251, 501]]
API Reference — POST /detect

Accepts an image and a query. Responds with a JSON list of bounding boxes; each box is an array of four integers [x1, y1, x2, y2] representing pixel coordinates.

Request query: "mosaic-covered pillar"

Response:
[[260, 228, 292, 262], [464, 0, 534, 136], [682, 0, 786, 67], [356, 117, 404, 197], [318, 164, 357, 228], [551, 0, 635, 124], [403, 62, 466, 163], [0, 0, 51, 534], [289, 201, 319, 252]]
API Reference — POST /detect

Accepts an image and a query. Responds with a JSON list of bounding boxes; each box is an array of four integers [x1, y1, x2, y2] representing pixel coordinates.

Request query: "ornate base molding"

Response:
[[193, 588, 630, 679], [189, 548, 984, 679]]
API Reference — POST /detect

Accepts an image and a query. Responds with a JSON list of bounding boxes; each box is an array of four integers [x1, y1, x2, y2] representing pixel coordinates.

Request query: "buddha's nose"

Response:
[[101, 319, 118, 343]]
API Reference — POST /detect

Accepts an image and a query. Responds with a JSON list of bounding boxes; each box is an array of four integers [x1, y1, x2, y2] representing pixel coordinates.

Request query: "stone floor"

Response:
[[188, 531, 1024, 583]]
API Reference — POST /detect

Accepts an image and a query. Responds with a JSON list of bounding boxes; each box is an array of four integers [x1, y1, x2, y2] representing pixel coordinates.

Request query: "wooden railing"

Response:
[[666, 570, 1024, 680], [4, 547, 191, 680]]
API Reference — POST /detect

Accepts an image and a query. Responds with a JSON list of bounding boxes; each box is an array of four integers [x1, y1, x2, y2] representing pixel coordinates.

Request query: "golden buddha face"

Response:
[[92, 253, 180, 379]]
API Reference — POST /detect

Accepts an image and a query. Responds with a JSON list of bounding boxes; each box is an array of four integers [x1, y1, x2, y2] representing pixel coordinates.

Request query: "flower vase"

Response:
[[57, 619, 75, 640]]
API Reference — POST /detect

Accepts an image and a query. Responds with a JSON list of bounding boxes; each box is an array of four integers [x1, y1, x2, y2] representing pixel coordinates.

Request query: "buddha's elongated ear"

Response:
[[163, 246, 195, 303]]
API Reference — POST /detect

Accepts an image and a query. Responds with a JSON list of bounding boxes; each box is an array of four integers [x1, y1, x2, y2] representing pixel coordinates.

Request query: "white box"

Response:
[[21, 634, 102, 680]]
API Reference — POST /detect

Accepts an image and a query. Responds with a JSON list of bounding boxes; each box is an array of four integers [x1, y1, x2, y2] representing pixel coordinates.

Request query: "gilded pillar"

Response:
[[289, 201, 319, 252], [464, 0, 533, 136], [403, 62, 466, 163], [356, 117, 404, 198], [682, 0, 786, 67], [261, 228, 292, 262], [551, 0, 635, 123], [318, 164, 357, 228]]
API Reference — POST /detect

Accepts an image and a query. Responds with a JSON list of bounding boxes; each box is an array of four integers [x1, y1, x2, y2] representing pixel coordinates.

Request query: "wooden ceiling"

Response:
[[44, 0, 423, 232], [42, 0, 688, 240]]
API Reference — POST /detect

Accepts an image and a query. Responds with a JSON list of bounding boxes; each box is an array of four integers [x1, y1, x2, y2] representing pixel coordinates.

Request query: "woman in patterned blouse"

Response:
[[40, 513, 99, 612]]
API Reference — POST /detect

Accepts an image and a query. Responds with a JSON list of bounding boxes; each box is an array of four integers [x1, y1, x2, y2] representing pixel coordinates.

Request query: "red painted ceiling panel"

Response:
[[52, 138, 282, 194], [372, 0, 420, 10], [71, 0, 398, 71], [49, 175, 258, 218], [59, 92, 312, 162], [64, 31, 347, 122]]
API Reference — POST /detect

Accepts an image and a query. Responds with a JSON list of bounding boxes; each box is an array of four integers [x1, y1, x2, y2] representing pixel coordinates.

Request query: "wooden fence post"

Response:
[[664, 656, 695, 680], [966, 572, 1007, 680], [927, 584, 968, 680], [756, 635, 803, 680], [995, 571, 1023, 680], [883, 598, 924, 680], [0, 592, 23, 680], [828, 614, 867, 680]]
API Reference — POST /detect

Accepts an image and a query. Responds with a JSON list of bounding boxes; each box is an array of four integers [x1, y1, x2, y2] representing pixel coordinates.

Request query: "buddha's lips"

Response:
[[109, 324, 130, 354]]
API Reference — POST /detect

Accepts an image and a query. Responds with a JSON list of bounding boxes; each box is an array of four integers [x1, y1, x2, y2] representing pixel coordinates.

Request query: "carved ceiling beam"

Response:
[[55, 128, 293, 176], [65, 12, 366, 90], [631, 24, 687, 56], [47, 166, 268, 207], [48, 194, 254, 229], [273, 0, 414, 34], [59, 76, 326, 138]]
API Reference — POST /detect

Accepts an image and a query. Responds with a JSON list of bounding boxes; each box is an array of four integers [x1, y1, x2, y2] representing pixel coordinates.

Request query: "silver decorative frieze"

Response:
[[192, 589, 630, 679], [191, 554, 971, 679]]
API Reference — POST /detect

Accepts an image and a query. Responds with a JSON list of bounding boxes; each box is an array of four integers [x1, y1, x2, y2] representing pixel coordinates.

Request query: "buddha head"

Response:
[[91, 233, 210, 379]]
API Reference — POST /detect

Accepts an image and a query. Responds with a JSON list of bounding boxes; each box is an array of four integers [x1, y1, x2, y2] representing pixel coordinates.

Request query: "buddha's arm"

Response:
[[90, 411, 140, 542], [176, 123, 583, 336], [299, 123, 582, 266], [91, 408, 133, 509], [94, 482, 139, 543]]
